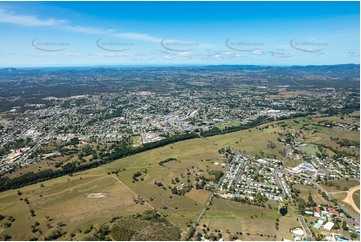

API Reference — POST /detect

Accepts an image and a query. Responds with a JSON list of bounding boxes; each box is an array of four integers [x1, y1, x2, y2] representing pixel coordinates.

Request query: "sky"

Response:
[[0, 1, 359, 67]]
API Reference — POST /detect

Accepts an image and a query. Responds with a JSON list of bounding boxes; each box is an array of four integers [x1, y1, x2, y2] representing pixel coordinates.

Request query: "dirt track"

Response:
[[343, 185, 360, 214]]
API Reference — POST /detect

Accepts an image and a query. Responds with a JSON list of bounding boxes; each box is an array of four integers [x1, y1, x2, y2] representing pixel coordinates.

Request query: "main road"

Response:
[[297, 215, 314, 241], [182, 176, 224, 240]]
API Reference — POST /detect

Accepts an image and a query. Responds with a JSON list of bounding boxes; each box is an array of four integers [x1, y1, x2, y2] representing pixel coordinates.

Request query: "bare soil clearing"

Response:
[[343, 185, 360, 214]]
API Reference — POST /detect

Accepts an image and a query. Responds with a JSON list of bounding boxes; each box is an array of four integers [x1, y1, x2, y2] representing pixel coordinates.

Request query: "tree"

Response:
[[350, 232, 358, 240], [297, 198, 306, 215], [333, 220, 340, 230], [69, 137, 80, 145], [3, 234, 11, 241], [307, 192, 316, 207], [342, 221, 348, 231]]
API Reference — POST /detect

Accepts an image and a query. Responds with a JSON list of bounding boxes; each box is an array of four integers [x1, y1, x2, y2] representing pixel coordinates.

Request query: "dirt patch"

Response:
[[85, 192, 108, 199], [343, 185, 360, 214]]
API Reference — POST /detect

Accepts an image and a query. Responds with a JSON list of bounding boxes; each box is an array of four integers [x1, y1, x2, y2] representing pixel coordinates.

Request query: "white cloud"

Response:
[[0, 7, 215, 51], [0, 8, 67, 26], [0, 7, 162, 43], [0, 7, 165, 44]]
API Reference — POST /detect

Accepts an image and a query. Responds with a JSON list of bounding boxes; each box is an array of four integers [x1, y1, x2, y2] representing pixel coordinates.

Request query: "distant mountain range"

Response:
[[1, 64, 359, 72]]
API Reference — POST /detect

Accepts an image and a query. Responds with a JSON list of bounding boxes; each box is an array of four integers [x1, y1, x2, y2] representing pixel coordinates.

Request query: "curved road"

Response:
[[343, 185, 360, 214]]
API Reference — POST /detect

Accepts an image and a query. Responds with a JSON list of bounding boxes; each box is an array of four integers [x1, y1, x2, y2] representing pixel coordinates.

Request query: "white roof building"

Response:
[[323, 222, 334, 231], [314, 220, 324, 230], [292, 228, 304, 236]]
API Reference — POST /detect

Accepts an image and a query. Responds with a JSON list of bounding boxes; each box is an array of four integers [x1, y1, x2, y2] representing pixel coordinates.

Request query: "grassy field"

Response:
[[294, 184, 331, 206], [321, 179, 361, 193], [300, 144, 319, 155], [276, 214, 301, 241], [315, 112, 359, 125], [216, 121, 241, 131], [197, 198, 281, 241], [209, 125, 285, 160], [332, 193, 348, 204], [0, 174, 151, 240], [0, 138, 224, 240]]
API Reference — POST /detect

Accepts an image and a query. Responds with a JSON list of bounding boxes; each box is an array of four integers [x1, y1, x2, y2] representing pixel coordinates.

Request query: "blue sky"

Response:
[[0, 1, 359, 67]]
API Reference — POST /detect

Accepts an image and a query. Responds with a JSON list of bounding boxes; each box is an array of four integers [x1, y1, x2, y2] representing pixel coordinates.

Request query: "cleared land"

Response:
[[217, 121, 241, 131], [294, 184, 331, 206], [275, 213, 301, 241], [343, 186, 360, 214], [0, 174, 151, 240], [321, 179, 360, 193], [197, 197, 282, 241], [0, 138, 223, 240]]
